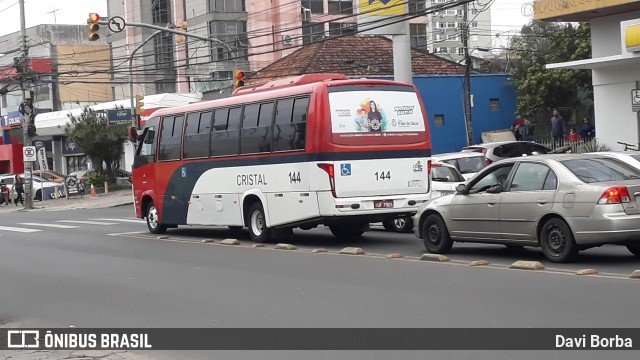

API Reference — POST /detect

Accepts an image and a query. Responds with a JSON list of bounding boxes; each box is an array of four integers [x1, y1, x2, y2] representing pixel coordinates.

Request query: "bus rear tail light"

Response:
[[317, 163, 336, 197], [598, 186, 631, 204]]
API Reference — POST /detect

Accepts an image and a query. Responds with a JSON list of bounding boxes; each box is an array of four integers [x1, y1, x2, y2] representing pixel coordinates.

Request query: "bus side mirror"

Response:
[[128, 126, 138, 142]]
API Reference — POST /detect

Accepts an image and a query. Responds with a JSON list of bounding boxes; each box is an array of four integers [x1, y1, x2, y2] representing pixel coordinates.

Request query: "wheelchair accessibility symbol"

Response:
[[340, 163, 351, 176]]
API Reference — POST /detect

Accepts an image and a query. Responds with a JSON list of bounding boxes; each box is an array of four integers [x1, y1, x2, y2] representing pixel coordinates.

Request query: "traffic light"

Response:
[[175, 20, 188, 43], [135, 95, 144, 115], [234, 69, 245, 90], [88, 13, 100, 41]]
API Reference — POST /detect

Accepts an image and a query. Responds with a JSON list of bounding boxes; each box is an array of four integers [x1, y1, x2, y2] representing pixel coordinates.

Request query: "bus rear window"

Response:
[[328, 88, 427, 146]]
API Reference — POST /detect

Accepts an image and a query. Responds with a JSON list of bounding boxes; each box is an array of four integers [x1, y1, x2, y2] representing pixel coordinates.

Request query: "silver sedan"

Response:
[[413, 154, 640, 262]]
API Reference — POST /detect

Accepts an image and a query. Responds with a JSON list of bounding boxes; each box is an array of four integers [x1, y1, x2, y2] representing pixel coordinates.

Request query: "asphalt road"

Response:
[[0, 207, 638, 360]]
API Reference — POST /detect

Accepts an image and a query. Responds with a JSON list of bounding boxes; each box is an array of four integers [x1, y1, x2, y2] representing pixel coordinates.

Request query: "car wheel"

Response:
[[247, 202, 271, 243], [382, 217, 413, 233], [146, 202, 167, 234], [626, 245, 640, 257], [329, 224, 365, 240], [540, 218, 578, 263], [421, 214, 453, 254]]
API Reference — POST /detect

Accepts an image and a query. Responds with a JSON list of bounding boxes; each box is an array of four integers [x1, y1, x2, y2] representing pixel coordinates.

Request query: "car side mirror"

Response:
[[455, 183, 466, 193], [486, 184, 504, 194]]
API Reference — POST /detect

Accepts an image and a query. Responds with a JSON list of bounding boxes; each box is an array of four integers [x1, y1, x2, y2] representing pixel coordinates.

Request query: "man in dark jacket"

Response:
[[14, 175, 24, 206], [550, 108, 565, 149]]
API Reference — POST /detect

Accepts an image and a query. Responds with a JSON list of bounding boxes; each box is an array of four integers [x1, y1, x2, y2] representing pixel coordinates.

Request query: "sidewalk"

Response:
[[0, 188, 134, 213]]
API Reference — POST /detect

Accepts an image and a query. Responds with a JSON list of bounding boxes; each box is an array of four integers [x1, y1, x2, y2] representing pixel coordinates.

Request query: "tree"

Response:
[[507, 21, 592, 117], [65, 107, 128, 181]]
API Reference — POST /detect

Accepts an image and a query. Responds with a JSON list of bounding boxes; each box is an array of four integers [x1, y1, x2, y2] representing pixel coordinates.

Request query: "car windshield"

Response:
[[561, 158, 640, 183], [432, 166, 465, 182], [453, 157, 486, 174]]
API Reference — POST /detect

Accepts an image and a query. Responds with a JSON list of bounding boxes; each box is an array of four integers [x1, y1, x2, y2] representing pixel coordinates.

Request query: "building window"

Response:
[[329, 22, 356, 37], [207, 0, 245, 12], [154, 33, 174, 69], [328, 0, 353, 14], [302, 22, 324, 44], [301, 0, 323, 14], [155, 79, 175, 94], [408, 0, 425, 13], [490, 99, 500, 111], [434, 114, 444, 126], [152, 0, 170, 25], [209, 21, 248, 61], [410, 24, 427, 50]]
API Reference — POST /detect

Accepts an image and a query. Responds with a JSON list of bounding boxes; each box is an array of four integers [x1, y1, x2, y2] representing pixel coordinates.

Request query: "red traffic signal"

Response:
[[234, 70, 245, 90], [88, 13, 100, 23]]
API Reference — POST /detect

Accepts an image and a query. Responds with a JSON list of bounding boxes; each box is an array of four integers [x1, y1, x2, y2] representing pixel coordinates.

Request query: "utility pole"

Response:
[[18, 0, 34, 209], [462, 2, 473, 146]]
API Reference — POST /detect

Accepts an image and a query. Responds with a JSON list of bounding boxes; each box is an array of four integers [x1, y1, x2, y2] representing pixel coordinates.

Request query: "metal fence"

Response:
[[533, 138, 587, 153]]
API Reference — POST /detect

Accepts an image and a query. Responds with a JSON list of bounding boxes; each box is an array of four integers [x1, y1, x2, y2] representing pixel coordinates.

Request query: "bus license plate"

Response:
[[374, 200, 394, 209]]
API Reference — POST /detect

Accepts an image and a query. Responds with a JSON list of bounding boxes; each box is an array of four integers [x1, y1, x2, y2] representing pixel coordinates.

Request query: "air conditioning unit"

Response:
[[439, 14, 445, 18], [301, 7, 311, 22], [282, 34, 295, 46]]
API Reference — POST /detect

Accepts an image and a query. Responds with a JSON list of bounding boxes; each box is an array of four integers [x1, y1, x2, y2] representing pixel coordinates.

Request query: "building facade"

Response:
[[535, 0, 640, 150]]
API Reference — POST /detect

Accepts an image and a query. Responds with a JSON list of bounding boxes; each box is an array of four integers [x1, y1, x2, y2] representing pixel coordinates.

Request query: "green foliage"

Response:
[[88, 172, 109, 187], [508, 21, 592, 117], [579, 140, 610, 153], [65, 107, 128, 181]]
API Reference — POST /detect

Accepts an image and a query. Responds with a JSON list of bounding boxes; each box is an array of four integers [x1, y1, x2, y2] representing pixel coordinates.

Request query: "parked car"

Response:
[[432, 151, 487, 180], [593, 151, 640, 169], [68, 169, 96, 183], [462, 141, 551, 165], [381, 162, 466, 233], [413, 154, 640, 262], [32, 170, 65, 183], [1, 174, 61, 201]]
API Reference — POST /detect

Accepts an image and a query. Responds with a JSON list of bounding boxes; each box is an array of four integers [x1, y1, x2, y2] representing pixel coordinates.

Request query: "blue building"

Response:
[[379, 74, 516, 154]]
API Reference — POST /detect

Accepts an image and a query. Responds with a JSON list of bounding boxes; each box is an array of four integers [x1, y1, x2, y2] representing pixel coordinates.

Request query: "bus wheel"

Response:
[[247, 202, 272, 243], [329, 224, 364, 240], [146, 202, 167, 234]]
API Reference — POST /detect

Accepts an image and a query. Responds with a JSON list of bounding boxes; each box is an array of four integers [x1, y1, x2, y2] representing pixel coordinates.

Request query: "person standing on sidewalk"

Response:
[[14, 174, 24, 206], [550, 108, 565, 149]]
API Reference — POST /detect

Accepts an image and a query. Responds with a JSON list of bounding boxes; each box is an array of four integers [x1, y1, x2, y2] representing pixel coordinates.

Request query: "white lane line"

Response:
[[91, 218, 146, 223], [0, 226, 42, 233], [19, 223, 79, 229], [57, 220, 118, 225]]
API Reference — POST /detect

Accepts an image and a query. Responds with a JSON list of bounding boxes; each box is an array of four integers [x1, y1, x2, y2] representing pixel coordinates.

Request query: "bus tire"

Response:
[[247, 202, 272, 243], [146, 202, 167, 234], [329, 224, 364, 240]]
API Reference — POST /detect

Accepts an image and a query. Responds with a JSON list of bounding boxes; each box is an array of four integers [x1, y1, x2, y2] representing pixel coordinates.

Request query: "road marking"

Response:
[[91, 218, 146, 223], [106, 231, 147, 236], [19, 223, 79, 229], [0, 225, 42, 233], [57, 220, 118, 225]]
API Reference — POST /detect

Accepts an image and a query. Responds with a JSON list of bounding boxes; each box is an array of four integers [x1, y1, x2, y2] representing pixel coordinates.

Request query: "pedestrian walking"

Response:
[[550, 108, 565, 149], [14, 174, 24, 206]]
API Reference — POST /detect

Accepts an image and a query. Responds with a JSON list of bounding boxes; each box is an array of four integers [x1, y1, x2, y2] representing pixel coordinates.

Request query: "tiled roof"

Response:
[[248, 35, 464, 85]]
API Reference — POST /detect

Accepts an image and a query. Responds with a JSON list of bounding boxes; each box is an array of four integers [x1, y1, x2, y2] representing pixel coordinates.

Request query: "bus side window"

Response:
[[241, 102, 274, 154], [158, 115, 184, 161], [211, 107, 240, 157], [273, 96, 308, 152], [133, 126, 156, 168], [183, 111, 211, 159], [292, 97, 309, 150]]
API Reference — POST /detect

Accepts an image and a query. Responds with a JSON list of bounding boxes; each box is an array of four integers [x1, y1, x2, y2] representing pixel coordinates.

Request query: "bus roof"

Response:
[[147, 74, 416, 119]]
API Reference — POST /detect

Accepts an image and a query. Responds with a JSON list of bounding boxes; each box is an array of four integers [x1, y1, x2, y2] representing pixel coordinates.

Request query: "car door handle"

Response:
[[487, 201, 497, 206], [537, 200, 548, 205]]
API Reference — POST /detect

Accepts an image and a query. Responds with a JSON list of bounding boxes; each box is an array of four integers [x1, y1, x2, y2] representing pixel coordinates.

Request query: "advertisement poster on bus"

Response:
[[328, 90, 427, 145]]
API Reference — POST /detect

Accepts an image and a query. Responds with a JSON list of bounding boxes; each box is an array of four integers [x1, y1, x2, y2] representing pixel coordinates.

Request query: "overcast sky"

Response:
[[0, 0, 532, 47]]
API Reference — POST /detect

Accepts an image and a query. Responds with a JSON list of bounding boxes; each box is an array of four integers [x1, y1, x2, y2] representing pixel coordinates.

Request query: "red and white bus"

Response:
[[131, 74, 431, 242]]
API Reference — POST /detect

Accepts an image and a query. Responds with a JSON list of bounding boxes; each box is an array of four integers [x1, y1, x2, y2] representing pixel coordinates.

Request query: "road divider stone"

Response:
[[576, 268, 598, 276], [470, 260, 489, 266], [420, 254, 450, 262], [339, 247, 365, 255], [156, 236, 169, 240], [220, 239, 240, 245], [509, 260, 544, 270], [275, 243, 297, 250], [386, 253, 403, 259], [630, 270, 640, 279], [252, 244, 265, 248], [312, 248, 327, 253], [201, 239, 215, 243]]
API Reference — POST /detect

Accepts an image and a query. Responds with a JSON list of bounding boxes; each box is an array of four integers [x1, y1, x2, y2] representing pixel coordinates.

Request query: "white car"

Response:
[[593, 151, 640, 170], [432, 151, 487, 180], [381, 162, 466, 233], [0, 174, 62, 202]]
